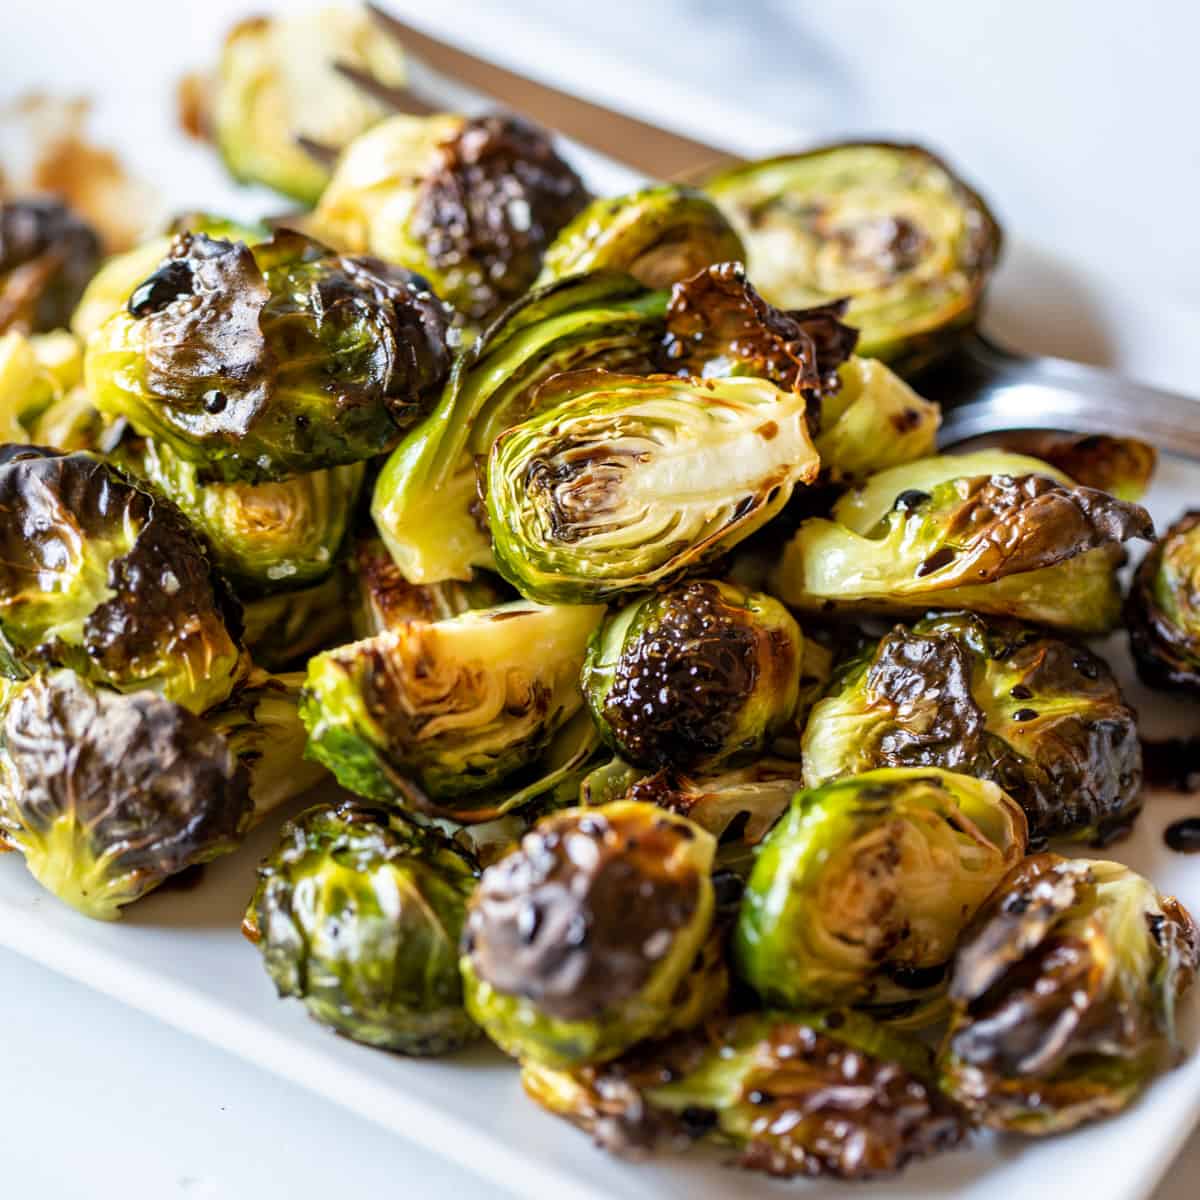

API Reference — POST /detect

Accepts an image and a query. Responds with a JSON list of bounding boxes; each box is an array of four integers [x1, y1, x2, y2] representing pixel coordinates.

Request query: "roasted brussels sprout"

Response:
[[241, 574, 351, 671], [535, 185, 744, 289], [523, 1007, 966, 1178], [372, 272, 666, 583], [245, 800, 480, 1053], [0, 446, 246, 713], [86, 230, 452, 481], [803, 612, 1142, 845], [1127, 511, 1200, 692], [313, 112, 589, 323], [772, 451, 1153, 634], [349, 538, 505, 638], [0, 330, 66, 440], [734, 767, 1027, 1023], [486, 371, 821, 604], [302, 600, 603, 812], [460, 800, 718, 1067], [0, 198, 102, 334], [704, 142, 1001, 373], [938, 854, 1199, 1133], [582, 579, 802, 772], [114, 436, 364, 593], [0, 667, 321, 919], [213, 7, 409, 204]]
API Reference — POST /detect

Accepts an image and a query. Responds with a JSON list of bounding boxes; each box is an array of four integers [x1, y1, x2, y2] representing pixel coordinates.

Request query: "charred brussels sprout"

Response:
[[772, 451, 1153, 634], [241, 574, 351, 671], [301, 600, 603, 815], [938, 854, 1199, 1133], [372, 272, 666, 584], [245, 801, 480, 1053], [115, 436, 364, 593], [972, 431, 1157, 502], [460, 800, 718, 1067], [0, 198, 102, 334], [1127, 511, 1200, 692], [523, 1008, 966, 1178], [486, 371, 821, 604], [704, 142, 1001, 373], [734, 767, 1027, 1023], [313, 112, 589, 324], [803, 613, 1142, 845], [582, 579, 802, 772], [86, 230, 452, 481], [0, 447, 246, 713], [535, 185, 744, 289], [213, 8, 409, 204]]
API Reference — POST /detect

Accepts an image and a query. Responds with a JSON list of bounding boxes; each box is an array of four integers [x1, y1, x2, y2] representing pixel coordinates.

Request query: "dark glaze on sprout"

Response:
[[0, 197, 102, 333], [1165, 818, 1200, 853], [1143, 737, 1200, 793], [1127, 511, 1200, 692], [410, 115, 589, 322], [464, 805, 703, 1022]]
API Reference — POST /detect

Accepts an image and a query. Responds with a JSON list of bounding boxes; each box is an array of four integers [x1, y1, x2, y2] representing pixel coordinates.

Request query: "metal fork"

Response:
[[333, 5, 1200, 460]]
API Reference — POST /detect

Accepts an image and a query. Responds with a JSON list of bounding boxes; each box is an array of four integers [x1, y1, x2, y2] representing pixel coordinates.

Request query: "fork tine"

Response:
[[332, 60, 437, 117]]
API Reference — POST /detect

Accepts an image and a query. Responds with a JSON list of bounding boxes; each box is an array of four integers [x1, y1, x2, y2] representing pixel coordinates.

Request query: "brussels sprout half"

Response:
[[1127, 510, 1200, 692], [734, 767, 1028, 1025], [486, 371, 821, 604], [245, 801, 480, 1054], [582, 578, 803, 773], [313, 112, 589, 324], [115, 436, 365, 594], [302, 600, 604, 815], [213, 8, 409, 204], [0, 447, 247, 714], [938, 854, 1199, 1133], [460, 800, 718, 1068], [772, 452, 1153, 634], [86, 230, 452, 482], [372, 272, 666, 584], [704, 142, 1001, 374], [803, 612, 1142, 845], [535, 185, 745, 289], [523, 1008, 966, 1178]]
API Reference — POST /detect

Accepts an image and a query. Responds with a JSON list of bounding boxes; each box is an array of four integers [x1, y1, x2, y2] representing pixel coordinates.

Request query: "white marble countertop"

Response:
[[2, 1, 1198, 1196]]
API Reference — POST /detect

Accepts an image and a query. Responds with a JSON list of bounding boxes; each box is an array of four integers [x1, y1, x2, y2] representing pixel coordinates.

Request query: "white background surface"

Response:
[[2, 1, 1198, 1197]]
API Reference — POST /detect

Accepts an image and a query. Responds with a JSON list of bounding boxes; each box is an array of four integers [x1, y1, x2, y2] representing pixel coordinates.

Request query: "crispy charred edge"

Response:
[[410, 114, 590, 322], [463, 806, 703, 1022], [525, 1011, 966, 1178], [972, 432, 1157, 500], [1127, 511, 1200, 692], [656, 262, 857, 419], [942, 854, 1200, 1124], [0, 197, 103, 334], [0, 669, 251, 888]]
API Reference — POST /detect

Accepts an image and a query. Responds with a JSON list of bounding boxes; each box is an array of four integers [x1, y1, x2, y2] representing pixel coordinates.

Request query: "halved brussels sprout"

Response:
[[86, 230, 452, 481], [1127, 511, 1200, 692], [734, 767, 1028, 1024], [0, 447, 246, 713], [0, 198, 102, 334], [460, 800, 718, 1067], [114, 435, 364, 593], [704, 142, 1001, 373], [245, 800, 480, 1053], [803, 612, 1142, 845], [0, 667, 322, 920], [535, 185, 744, 289], [0, 330, 66, 440], [582, 578, 802, 772], [349, 538, 505, 638], [372, 272, 666, 584], [486, 371, 821, 604], [313, 112, 589, 323], [938, 854, 1199, 1133], [213, 7, 409, 204], [772, 452, 1153, 634], [241, 574, 351, 671], [523, 1008, 966, 1178], [302, 600, 604, 812]]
